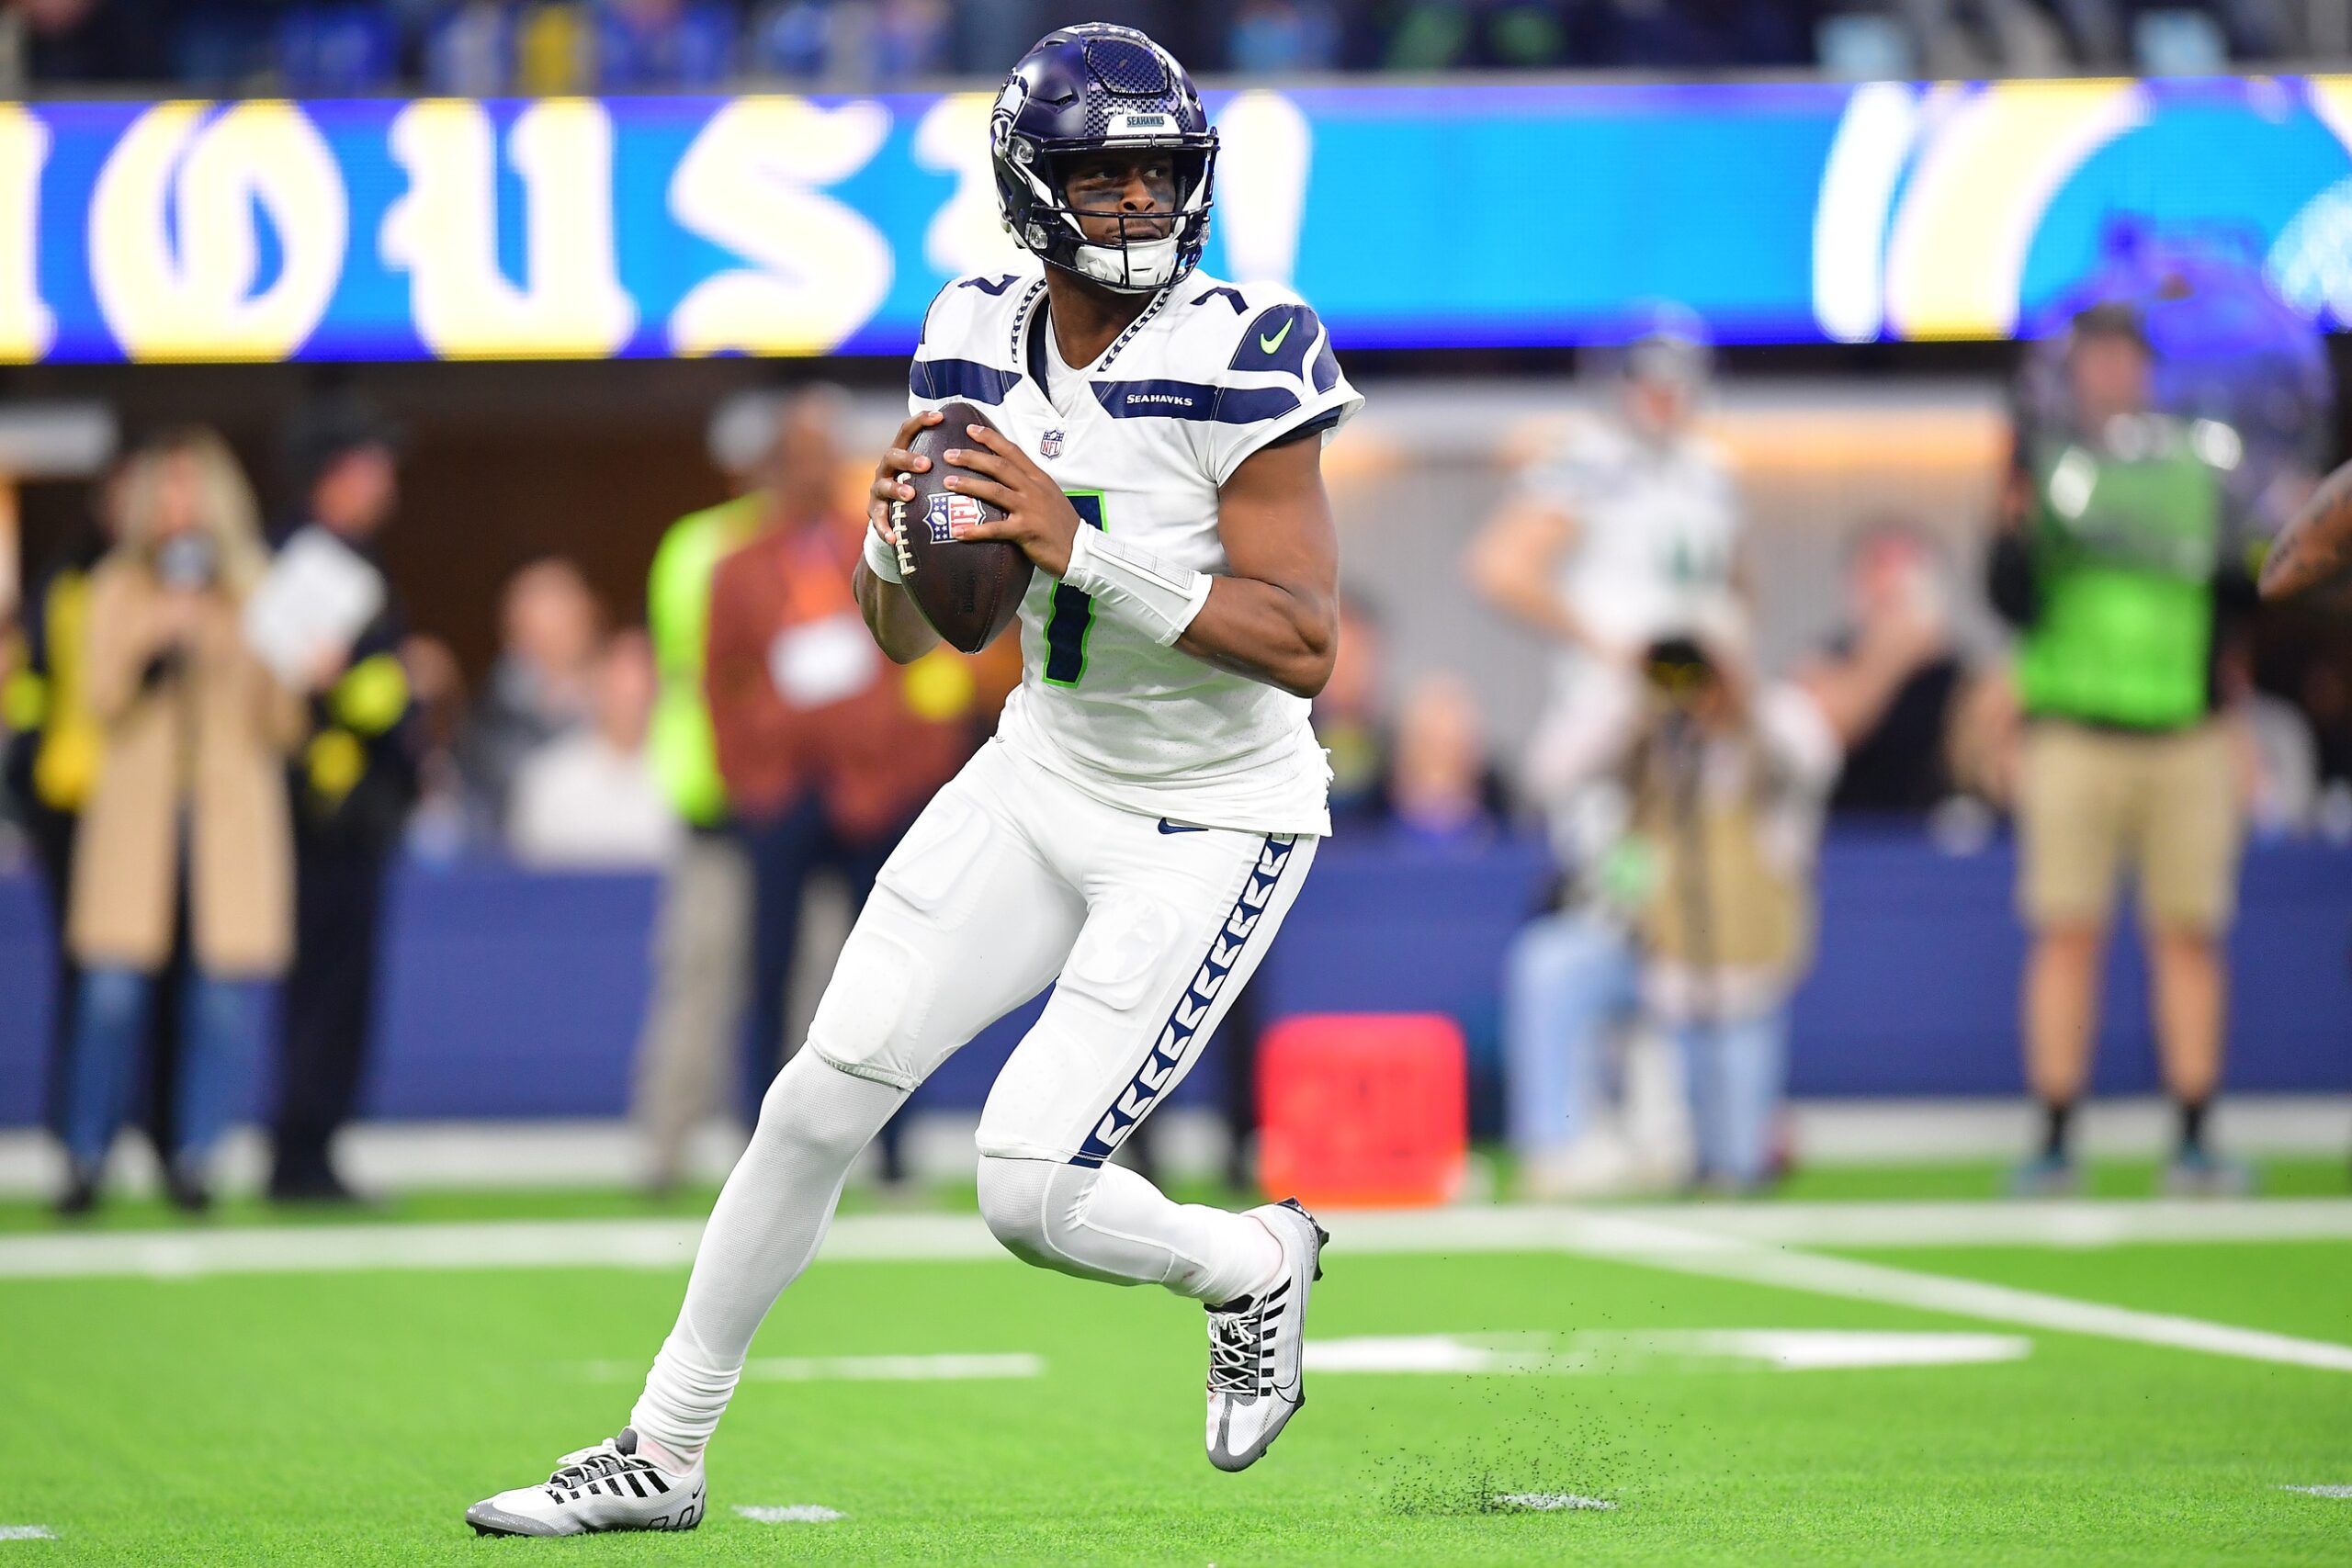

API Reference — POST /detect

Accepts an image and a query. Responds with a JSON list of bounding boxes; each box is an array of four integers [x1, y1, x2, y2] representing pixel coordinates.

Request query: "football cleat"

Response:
[[465, 1428, 705, 1537], [1204, 1197, 1327, 1473]]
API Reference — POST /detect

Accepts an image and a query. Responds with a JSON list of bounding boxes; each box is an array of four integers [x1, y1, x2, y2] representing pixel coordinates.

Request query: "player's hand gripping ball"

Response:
[[876, 401, 1035, 653]]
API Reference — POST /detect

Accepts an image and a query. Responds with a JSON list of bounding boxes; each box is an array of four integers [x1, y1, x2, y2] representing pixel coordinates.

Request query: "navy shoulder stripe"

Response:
[[1091, 378, 1301, 424], [910, 357, 1020, 405], [1228, 304, 1320, 378]]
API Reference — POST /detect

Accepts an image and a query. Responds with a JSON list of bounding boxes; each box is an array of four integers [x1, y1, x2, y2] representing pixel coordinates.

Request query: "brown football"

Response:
[[891, 400, 1034, 654]]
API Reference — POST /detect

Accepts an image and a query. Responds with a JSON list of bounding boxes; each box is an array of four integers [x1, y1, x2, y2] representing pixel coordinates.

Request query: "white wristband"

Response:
[[862, 523, 904, 585], [1061, 527, 1213, 647]]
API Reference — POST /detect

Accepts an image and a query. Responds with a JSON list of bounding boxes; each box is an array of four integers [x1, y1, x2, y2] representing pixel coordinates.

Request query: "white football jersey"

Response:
[[1521, 416, 1744, 665], [908, 266, 1363, 835]]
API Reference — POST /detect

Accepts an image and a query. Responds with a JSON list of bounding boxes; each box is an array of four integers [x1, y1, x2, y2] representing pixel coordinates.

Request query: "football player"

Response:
[[467, 21, 1361, 1536]]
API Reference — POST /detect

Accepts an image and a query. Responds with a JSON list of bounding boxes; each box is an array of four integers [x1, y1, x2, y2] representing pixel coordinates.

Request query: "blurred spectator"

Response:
[[628, 394, 769, 1193], [6, 457, 124, 1140], [2227, 655, 2320, 838], [516, 0, 594, 93], [593, 0, 734, 87], [11, 0, 172, 85], [4, 456, 197, 1163], [397, 631, 471, 860], [1385, 671, 1506, 845], [511, 628, 678, 866], [276, 2, 402, 93], [1798, 519, 1971, 816], [58, 429, 305, 1215], [1230, 0, 1342, 70], [705, 384, 971, 1181], [1311, 591, 1390, 830], [1991, 302, 2253, 1197], [270, 392, 418, 1203], [424, 0, 515, 94], [457, 557, 603, 838]]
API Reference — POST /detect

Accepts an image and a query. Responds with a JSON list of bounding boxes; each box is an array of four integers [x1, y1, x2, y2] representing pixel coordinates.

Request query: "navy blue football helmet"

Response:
[[989, 23, 1216, 295]]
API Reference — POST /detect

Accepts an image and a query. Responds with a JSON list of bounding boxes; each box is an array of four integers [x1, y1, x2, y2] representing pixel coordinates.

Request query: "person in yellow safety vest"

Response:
[[268, 394, 420, 1203]]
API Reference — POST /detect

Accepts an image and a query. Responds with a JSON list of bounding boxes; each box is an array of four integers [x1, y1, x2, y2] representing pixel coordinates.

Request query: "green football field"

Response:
[[5, 1168, 2351, 1565]]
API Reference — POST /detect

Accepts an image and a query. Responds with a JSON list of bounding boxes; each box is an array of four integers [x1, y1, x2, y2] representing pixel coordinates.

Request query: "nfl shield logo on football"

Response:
[[1040, 428, 1064, 458], [926, 491, 984, 544]]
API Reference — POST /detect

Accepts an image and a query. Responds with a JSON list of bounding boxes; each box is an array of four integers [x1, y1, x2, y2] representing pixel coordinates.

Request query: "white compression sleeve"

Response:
[[1059, 527, 1214, 648], [630, 1050, 908, 1463]]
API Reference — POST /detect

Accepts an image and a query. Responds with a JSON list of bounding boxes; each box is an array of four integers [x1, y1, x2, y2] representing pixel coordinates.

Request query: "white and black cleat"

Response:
[[1204, 1197, 1328, 1472], [465, 1427, 705, 1537]]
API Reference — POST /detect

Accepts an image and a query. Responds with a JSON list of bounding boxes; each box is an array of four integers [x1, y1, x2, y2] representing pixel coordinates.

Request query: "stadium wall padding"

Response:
[[0, 833, 2346, 1128]]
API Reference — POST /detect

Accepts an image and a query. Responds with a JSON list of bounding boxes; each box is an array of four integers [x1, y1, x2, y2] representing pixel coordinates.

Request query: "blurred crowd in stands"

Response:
[[0, 0, 2330, 95]]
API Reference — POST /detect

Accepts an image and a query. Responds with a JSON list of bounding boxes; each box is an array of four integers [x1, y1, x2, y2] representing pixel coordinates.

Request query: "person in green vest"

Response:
[[1990, 302, 2255, 1197], [629, 396, 770, 1191]]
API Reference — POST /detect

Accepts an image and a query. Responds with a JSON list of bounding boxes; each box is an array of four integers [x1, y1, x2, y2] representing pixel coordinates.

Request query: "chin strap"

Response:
[[1072, 236, 1180, 293], [1061, 526, 1212, 647]]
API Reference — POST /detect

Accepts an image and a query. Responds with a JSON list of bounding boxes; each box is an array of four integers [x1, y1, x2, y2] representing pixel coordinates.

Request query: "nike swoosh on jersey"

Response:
[[1257, 320, 1294, 355], [1157, 818, 1208, 834]]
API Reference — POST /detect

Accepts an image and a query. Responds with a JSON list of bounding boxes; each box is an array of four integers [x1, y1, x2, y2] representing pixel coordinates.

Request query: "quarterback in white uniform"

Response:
[[467, 20, 1359, 1537]]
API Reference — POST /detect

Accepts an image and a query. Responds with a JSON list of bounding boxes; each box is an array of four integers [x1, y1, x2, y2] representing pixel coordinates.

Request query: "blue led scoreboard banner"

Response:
[[5, 75, 2352, 363]]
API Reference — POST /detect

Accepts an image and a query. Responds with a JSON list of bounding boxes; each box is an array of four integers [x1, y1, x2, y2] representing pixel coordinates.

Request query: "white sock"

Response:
[[628, 1051, 908, 1464], [975, 1155, 1285, 1306]]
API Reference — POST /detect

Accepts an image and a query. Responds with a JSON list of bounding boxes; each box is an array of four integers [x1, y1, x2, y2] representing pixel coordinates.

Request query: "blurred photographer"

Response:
[[1620, 636, 1840, 1193], [56, 429, 306, 1213]]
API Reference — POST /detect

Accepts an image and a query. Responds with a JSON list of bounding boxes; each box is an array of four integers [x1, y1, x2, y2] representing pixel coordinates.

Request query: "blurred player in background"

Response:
[[469, 21, 1360, 1533], [1991, 303, 2253, 1197], [1470, 304, 1745, 794]]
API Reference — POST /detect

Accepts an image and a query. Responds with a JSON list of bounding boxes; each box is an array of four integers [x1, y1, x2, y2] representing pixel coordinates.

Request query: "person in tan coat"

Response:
[[56, 429, 307, 1214]]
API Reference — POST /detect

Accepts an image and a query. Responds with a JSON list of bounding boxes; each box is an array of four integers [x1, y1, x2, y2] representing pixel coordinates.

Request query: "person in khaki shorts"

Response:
[[1990, 303, 2253, 1196]]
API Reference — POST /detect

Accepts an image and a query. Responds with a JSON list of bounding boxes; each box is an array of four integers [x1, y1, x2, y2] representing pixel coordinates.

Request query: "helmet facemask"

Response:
[[997, 121, 1216, 295]]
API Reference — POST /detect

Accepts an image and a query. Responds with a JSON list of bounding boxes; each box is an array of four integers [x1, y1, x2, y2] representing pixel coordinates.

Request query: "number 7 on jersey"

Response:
[[1044, 491, 1107, 686]]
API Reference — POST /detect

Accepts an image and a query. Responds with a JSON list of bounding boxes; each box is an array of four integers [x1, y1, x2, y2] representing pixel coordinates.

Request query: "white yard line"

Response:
[[2278, 1484, 2352, 1497], [0, 1526, 56, 1540], [734, 1505, 844, 1523], [1538, 1212, 2352, 1374], [6, 1200, 2352, 1280], [5, 1201, 2350, 1375], [1306, 1329, 2031, 1373]]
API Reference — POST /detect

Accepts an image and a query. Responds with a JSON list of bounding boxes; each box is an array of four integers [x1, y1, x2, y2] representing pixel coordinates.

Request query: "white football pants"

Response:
[[631, 739, 1317, 1461]]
